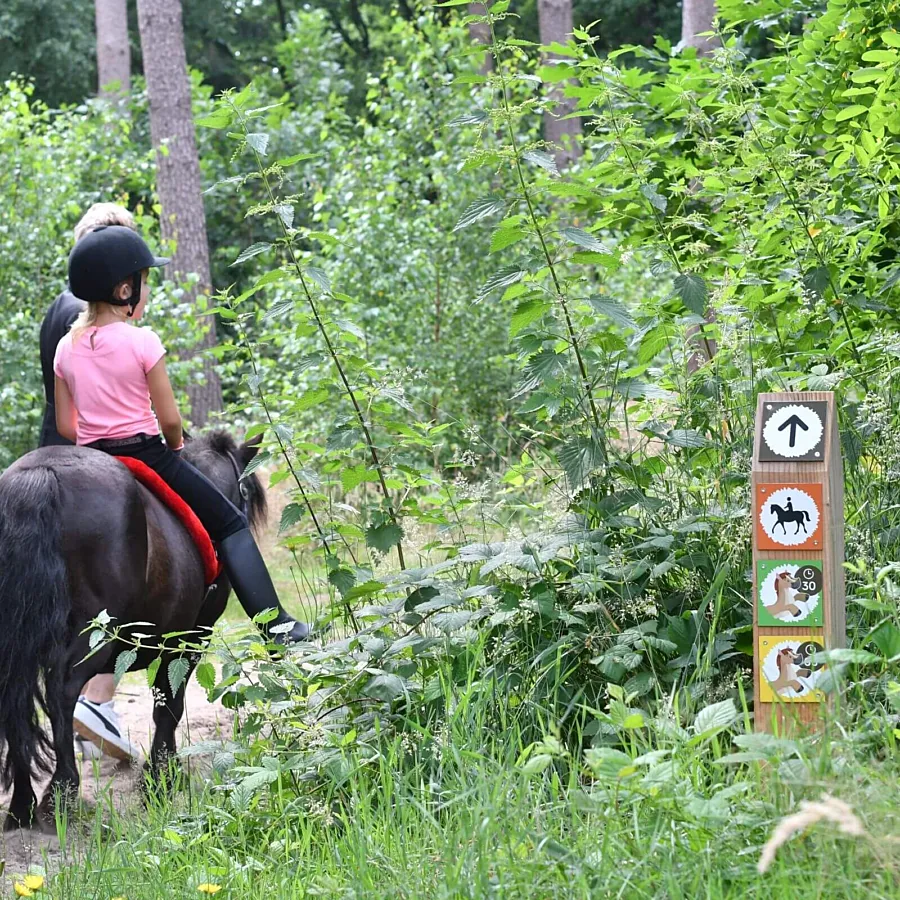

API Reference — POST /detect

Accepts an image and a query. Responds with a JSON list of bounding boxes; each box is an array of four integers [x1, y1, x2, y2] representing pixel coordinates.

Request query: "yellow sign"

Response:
[[758, 636, 826, 703]]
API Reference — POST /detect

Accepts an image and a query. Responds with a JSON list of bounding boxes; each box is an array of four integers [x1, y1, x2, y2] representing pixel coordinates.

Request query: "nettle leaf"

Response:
[[230, 242, 272, 267], [328, 566, 356, 597], [168, 657, 191, 696], [195, 661, 217, 692], [562, 227, 607, 252], [275, 203, 294, 229], [195, 108, 233, 129], [803, 266, 831, 299], [366, 674, 407, 702], [432, 610, 475, 633], [559, 435, 605, 487], [588, 295, 636, 330], [279, 503, 305, 534], [246, 132, 270, 155], [523, 149, 559, 176], [674, 273, 708, 315], [454, 197, 506, 231], [666, 428, 708, 449], [510, 297, 552, 336], [114, 649, 137, 685], [448, 109, 489, 126], [641, 183, 667, 213], [478, 265, 527, 299], [491, 218, 527, 253], [366, 522, 404, 554], [342, 465, 379, 492]]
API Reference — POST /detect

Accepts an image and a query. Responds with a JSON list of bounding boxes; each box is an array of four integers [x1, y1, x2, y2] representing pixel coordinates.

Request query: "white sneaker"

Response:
[[73, 698, 140, 762]]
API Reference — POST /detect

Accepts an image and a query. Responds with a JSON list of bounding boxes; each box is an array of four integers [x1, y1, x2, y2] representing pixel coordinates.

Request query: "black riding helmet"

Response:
[[68, 225, 169, 316]]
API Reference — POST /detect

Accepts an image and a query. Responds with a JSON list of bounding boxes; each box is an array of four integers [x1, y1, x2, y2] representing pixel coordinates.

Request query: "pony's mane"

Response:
[[185, 429, 268, 533]]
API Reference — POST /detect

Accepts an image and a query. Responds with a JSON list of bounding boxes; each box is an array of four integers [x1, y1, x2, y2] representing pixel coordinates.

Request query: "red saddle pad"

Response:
[[115, 456, 221, 585]]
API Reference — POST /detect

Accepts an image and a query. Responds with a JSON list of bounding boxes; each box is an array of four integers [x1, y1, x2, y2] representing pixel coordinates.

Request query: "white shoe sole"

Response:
[[73, 702, 139, 763]]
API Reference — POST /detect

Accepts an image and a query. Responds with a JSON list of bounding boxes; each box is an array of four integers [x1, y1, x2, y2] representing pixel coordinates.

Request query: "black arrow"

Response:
[[777, 414, 809, 448]]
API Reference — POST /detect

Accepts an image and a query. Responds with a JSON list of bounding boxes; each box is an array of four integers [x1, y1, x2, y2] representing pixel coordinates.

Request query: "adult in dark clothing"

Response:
[[39, 290, 85, 447]]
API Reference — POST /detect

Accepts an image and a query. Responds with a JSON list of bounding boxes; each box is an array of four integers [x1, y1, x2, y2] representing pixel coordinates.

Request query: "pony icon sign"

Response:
[[756, 483, 823, 550]]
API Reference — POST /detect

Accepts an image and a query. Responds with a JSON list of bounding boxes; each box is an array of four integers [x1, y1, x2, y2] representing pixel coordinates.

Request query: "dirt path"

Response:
[[0, 675, 233, 889]]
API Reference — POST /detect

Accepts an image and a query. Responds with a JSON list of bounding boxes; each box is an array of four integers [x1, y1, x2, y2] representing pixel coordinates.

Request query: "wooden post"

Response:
[[752, 391, 845, 733]]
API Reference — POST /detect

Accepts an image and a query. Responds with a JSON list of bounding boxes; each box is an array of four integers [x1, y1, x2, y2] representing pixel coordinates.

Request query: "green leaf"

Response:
[[454, 197, 506, 231], [147, 657, 161, 688], [114, 649, 137, 685], [835, 105, 868, 121], [641, 183, 667, 213], [366, 522, 404, 553], [862, 49, 898, 63], [195, 661, 217, 692], [341, 465, 379, 492], [584, 748, 636, 780], [693, 700, 737, 736], [871, 622, 900, 659], [168, 657, 191, 696], [883, 31, 900, 47], [277, 152, 318, 167], [279, 503, 305, 534], [432, 610, 475, 633], [366, 673, 407, 701], [674, 273, 708, 315], [666, 428, 707, 449], [523, 149, 558, 176], [803, 266, 830, 299], [490, 225, 527, 253], [588, 295, 635, 329], [246, 132, 269, 155], [561, 227, 607, 252], [195, 108, 233, 129], [559, 435, 605, 487], [230, 242, 272, 267], [328, 567, 356, 597], [510, 298, 551, 336], [478, 266, 527, 299]]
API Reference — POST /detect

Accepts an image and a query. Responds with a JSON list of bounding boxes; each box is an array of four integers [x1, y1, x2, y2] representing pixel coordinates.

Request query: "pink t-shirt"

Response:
[[54, 322, 166, 445]]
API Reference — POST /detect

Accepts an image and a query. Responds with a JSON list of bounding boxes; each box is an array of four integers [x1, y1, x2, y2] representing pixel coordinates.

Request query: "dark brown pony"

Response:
[[0, 430, 266, 830]]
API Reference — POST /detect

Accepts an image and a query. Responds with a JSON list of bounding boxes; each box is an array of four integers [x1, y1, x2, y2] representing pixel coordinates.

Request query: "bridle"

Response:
[[225, 450, 251, 517]]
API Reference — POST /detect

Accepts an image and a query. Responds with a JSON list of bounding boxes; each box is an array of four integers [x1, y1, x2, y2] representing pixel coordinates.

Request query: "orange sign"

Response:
[[755, 483, 824, 551]]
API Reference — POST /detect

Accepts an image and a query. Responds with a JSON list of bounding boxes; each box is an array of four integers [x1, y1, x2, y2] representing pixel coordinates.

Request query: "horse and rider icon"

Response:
[[757, 484, 822, 549]]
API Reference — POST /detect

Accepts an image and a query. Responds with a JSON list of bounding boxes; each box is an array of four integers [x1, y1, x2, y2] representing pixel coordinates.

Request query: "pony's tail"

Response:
[[0, 465, 70, 789]]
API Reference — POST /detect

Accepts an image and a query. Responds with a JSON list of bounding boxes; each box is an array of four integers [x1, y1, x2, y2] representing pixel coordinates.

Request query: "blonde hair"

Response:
[[70, 304, 103, 345], [73, 203, 136, 244]]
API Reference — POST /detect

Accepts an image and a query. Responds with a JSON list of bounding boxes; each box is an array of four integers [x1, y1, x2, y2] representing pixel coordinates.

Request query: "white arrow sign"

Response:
[[762, 403, 824, 460]]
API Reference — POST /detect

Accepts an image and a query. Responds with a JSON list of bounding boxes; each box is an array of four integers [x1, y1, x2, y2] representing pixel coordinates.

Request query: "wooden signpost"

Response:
[[752, 392, 845, 733]]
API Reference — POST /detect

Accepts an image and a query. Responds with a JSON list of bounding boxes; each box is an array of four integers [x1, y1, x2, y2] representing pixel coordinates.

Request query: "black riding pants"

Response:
[[89, 434, 247, 542]]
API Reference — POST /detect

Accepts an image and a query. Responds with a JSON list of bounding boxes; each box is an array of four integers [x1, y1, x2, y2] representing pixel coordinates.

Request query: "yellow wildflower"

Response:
[[24, 876, 44, 891], [808, 225, 823, 237], [197, 886, 222, 895], [13, 885, 34, 898]]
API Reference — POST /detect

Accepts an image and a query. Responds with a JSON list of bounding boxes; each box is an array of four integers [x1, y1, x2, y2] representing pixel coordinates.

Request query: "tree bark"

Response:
[[537, 0, 582, 169], [681, 0, 721, 56], [467, 3, 493, 74], [95, 0, 131, 96], [136, 0, 222, 426]]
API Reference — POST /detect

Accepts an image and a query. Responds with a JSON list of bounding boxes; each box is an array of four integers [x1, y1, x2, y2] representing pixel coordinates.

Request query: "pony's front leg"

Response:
[[145, 652, 195, 789], [37, 672, 83, 832]]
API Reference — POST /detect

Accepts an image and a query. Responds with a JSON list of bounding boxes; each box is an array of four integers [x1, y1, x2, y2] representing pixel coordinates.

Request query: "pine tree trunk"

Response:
[[95, 0, 131, 96], [136, 0, 222, 426], [681, 0, 721, 56], [467, 3, 493, 74], [537, 0, 582, 169]]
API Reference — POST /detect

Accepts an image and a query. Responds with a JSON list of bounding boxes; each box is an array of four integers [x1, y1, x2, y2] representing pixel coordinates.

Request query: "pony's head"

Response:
[[182, 430, 267, 534]]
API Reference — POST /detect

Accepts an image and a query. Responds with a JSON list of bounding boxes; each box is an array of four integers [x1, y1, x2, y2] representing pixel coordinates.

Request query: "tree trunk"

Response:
[[95, 0, 131, 97], [467, 3, 493, 74], [681, 0, 721, 56], [537, 0, 582, 169], [136, 0, 222, 426]]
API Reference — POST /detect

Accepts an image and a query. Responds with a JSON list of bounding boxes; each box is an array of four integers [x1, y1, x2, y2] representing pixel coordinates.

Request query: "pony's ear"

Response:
[[239, 431, 264, 466]]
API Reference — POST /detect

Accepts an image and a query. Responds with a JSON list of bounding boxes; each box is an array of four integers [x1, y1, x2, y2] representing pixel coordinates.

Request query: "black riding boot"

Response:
[[218, 529, 310, 644]]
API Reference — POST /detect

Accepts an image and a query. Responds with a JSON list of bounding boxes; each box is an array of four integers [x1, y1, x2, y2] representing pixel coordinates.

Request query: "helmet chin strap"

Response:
[[125, 271, 141, 319]]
